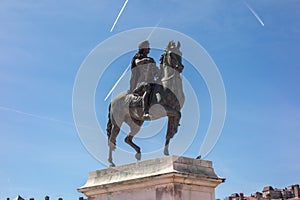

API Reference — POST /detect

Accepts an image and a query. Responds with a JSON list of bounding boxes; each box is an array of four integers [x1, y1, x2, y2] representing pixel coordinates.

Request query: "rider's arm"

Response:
[[135, 57, 155, 66]]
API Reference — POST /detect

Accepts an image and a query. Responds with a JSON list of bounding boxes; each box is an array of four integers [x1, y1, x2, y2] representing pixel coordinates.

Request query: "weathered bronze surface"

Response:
[[106, 41, 185, 167]]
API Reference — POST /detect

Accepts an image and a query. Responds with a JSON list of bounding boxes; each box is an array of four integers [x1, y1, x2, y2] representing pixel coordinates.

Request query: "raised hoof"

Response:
[[135, 152, 141, 161]]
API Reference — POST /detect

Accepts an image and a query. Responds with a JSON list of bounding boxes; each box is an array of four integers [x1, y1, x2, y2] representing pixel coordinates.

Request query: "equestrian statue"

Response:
[[106, 40, 185, 167]]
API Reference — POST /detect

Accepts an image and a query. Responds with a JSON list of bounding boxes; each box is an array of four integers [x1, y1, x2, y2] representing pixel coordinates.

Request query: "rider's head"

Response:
[[138, 40, 150, 55]]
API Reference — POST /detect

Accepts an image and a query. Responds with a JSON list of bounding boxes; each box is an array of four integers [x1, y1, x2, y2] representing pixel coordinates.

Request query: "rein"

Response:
[[161, 52, 182, 82]]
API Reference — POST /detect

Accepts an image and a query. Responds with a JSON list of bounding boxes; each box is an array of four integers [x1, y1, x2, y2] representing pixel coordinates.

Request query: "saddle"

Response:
[[127, 83, 160, 109]]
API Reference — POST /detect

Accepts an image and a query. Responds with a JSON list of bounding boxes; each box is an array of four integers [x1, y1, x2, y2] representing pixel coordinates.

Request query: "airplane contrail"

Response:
[[147, 19, 162, 40], [0, 105, 94, 130], [104, 64, 130, 101], [244, 1, 265, 27], [104, 19, 163, 101], [105, 19, 163, 101], [0, 105, 74, 126], [110, 0, 129, 32]]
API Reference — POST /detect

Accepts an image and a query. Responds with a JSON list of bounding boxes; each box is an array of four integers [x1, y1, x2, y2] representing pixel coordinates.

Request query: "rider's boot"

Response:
[[143, 91, 151, 119], [143, 112, 150, 119]]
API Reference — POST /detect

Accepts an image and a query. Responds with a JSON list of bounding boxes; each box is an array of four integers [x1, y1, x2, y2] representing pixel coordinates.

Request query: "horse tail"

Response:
[[106, 103, 112, 139]]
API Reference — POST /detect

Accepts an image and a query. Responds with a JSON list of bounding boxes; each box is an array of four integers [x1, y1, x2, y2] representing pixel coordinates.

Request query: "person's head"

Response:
[[138, 40, 150, 55]]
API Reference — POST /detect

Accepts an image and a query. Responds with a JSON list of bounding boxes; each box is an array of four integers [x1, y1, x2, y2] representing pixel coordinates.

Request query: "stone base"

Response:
[[78, 156, 225, 200]]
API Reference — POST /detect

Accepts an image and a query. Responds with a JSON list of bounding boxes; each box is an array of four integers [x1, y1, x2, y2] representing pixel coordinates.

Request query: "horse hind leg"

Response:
[[125, 119, 143, 161], [108, 124, 121, 167]]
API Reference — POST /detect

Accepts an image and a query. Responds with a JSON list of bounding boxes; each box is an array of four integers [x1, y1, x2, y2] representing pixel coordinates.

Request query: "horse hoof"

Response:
[[135, 152, 141, 161], [108, 158, 116, 167], [164, 149, 169, 156], [109, 163, 116, 167]]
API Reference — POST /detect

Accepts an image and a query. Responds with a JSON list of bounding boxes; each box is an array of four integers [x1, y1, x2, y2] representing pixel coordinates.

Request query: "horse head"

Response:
[[164, 41, 184, 73], [160, 41, 185, 110]]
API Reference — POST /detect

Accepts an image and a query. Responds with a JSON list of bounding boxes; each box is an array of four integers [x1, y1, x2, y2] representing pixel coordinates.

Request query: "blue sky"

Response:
[[1, 0, 300, 199]]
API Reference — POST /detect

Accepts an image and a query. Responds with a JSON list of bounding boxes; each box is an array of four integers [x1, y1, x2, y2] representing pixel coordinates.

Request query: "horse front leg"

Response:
[[125, 119, 143, 161], [164, 116, 174, 156], [164, 138, 170, 156], [163, 107, 181, 156], [125, 135, 141, 161]]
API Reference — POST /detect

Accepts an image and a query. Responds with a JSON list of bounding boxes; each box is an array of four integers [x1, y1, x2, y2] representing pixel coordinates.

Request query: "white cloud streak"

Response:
[[0, 105, 94, 130], [110, 0, 129, 32], [104, 64, 130, 101], [147, 19, 162, 40], [0, 105, 72, 125], [244, 1, 265, 27], [104, 18, 163, 101]]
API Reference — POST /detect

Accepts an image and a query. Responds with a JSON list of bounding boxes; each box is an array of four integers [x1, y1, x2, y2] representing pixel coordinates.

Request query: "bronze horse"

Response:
[[106, 41, 185, 167]]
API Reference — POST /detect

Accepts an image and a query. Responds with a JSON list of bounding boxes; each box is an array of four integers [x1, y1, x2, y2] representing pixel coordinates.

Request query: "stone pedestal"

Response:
[[78, 156, 225, 200]]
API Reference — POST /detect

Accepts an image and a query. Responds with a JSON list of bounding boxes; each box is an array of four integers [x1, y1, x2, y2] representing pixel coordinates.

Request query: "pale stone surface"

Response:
[[78, 156, 225, 200]]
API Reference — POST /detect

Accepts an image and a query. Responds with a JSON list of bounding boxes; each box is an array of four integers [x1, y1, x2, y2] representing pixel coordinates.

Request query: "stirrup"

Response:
[[143, 113, 151, 119]]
